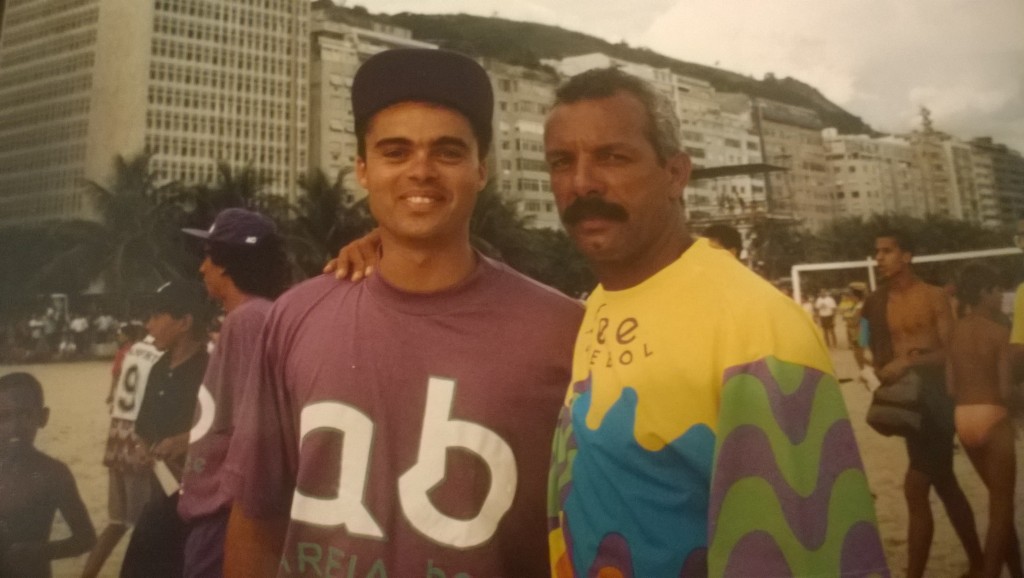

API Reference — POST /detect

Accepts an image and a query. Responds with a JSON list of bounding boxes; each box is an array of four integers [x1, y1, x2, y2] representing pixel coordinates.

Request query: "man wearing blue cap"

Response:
[[224, 49, 582, 577], [177, 208, 290, 576]]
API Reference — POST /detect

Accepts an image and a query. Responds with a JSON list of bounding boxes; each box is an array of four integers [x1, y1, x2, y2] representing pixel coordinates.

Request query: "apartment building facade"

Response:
[[752, 98, 835, 230], [822, 129, 924, 219], [488, 60, 561, 229], [308, 2, 433, 196], [971, 137, 1024, 226], [5, 2, 1019, 235], [0, 0, 309, 225]]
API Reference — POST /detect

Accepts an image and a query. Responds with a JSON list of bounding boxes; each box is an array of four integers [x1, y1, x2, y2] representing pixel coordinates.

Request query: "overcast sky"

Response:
[[362, 0, 1024, 152]]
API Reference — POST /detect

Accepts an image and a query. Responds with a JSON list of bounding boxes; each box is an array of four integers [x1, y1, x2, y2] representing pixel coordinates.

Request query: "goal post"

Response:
[[791, 246, 1023, 304]]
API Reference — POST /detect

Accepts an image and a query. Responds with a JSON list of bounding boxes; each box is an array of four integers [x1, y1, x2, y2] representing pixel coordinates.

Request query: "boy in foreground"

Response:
[[0, 372, 96, 577]]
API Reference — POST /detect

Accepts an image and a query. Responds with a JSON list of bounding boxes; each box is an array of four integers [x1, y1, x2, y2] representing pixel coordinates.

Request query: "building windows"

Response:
[[516, 158, 547, 172], [516, 139, 544, 153]]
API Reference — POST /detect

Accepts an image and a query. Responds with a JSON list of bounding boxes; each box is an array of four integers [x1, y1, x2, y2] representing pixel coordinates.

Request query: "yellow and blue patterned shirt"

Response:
[[548, 238, 888, 577]]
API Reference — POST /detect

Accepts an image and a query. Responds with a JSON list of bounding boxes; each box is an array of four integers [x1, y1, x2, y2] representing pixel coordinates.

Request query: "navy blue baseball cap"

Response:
[[182, 208, 276, 247], [144, 280, 213, 322], [352, 49, 494, 151]]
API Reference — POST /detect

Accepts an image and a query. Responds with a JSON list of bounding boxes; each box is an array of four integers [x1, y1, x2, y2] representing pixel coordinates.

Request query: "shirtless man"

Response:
[[950, 262, 1022, 578], [864, 230, 983, 578]]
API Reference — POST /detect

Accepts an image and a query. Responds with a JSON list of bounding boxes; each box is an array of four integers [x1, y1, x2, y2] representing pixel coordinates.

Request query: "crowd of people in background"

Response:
[[2, 307, 131, 364]]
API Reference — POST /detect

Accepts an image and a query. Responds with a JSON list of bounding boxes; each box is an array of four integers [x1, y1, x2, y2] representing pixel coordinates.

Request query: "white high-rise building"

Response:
[[822, 129, 923, 219], [971, 136, 1024, 227], [752, 98, 835, 231], [488, 59, 561, 229], [0, 0, 309, 226], [308, 2, 434, 195]]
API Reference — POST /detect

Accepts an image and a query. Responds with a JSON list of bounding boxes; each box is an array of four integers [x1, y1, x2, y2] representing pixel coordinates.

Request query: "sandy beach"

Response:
[[4, 347, 1024, 577]]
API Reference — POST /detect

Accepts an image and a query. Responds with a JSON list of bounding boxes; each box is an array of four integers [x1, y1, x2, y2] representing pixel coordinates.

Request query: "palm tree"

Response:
[[469, 181, 536, 261], [34, 152, 194, 315], [180, 160, 275, 229], [288, 168, 374, 277], [469, 183, 594, 297]]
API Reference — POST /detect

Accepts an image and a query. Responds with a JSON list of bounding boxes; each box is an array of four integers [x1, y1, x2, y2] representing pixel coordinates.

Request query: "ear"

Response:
[[356, 156, 368, 189], [476, 158, 488, 191], [39, 407, 50, 429], [180, 313, 196, 336], [665, 152, 692, 201]]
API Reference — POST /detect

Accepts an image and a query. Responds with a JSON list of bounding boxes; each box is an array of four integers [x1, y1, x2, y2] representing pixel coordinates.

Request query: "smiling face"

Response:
[[545, 91, 690, 282], [357, 101, 487, 249]]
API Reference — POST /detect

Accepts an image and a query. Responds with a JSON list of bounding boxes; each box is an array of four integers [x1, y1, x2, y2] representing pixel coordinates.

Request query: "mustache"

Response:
[[561, 196, 628, 226]]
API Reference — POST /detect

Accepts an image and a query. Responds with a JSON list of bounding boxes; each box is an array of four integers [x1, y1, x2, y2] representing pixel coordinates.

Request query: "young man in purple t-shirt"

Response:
[[223, 49, 582, 577], [178, 208, 291, 576]]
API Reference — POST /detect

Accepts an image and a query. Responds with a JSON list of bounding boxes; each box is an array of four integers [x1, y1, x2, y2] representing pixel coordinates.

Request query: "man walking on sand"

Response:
[[815, 289, 839, 348], [863, 230, 983, 578]]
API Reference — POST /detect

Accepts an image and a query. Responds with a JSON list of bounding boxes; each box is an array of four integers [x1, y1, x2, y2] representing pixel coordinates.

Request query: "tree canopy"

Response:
[[3, 150, 1013, 323]]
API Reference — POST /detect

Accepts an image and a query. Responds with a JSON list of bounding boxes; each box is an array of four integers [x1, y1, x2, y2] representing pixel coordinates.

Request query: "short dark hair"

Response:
[[876, 229, 916, 255], [553, 67, 681, 164], [956, 262, 1000, 307], [206, 238, 291, 300], [703, 224, 742, 254], [0, 372, 44, 408]]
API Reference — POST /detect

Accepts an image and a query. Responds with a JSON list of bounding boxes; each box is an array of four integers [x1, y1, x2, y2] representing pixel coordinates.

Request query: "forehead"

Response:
[[544, 92, 652, 148], [365, 101, 476, 142], [875, 237, 901, 250], [0, 387, 40, 409]]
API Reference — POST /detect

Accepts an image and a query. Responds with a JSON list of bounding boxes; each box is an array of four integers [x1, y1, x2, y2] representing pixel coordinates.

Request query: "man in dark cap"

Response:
[[176, 208, 290, 577], [121, 280, 212, 578], [224, 49, 582, 577]]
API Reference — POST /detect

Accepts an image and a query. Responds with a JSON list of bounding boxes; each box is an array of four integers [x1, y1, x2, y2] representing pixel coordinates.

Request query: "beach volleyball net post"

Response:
[[791, 246, 1023, 304]]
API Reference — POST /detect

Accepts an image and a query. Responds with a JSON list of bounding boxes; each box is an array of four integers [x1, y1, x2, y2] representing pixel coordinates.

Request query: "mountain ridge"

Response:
[[336, 6, 876, 135]]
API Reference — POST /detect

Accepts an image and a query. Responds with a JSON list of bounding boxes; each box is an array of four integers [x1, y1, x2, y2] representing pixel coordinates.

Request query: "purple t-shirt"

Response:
[[178, 297, 272, 522], [225, 255, 582, 577]]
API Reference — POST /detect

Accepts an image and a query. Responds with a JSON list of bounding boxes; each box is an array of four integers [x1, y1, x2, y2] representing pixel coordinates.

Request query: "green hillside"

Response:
[[339, 5, 874, 135]]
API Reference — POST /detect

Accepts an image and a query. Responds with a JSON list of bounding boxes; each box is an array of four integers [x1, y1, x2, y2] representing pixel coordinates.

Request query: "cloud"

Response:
[[639, 0, 1024, 149]]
